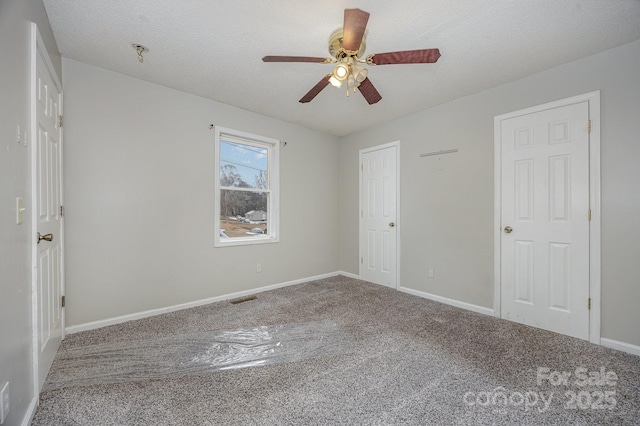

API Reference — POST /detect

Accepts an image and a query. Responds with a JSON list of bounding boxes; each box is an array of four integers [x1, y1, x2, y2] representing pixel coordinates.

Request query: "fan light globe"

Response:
[[329, 75, 343, 88], [333, 63, 349, 80], [352, 64, 368, 83]]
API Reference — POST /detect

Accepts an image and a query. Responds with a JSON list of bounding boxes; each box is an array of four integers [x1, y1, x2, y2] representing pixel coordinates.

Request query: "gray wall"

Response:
[[62, 59, 340, 326], [0, 0, 61, 423], [338, 39, 640, 347]]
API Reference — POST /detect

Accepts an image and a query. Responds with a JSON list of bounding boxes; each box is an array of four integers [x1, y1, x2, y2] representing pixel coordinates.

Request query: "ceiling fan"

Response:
[[262, 8, 441, 105]]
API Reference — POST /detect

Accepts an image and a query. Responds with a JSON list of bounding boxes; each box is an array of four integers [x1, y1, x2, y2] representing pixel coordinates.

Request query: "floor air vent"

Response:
[[230, 295, 257, 304]]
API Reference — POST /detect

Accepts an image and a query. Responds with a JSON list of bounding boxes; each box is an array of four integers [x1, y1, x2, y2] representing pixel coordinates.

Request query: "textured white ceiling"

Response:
[[43, 0, 640, 137]]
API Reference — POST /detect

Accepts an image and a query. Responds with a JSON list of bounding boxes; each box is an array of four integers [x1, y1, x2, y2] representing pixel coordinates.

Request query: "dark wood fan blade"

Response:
[[369, 49, 441, 65], [263, 56, 332, 63], [358, 78, 382, 105], [299, 75, 331, 103], [342, 8, 370, 52]]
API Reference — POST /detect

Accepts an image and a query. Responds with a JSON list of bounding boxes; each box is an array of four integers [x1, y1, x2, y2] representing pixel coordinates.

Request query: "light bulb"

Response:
[[333, 63, 349, 81], [329, 75, 343, 88]]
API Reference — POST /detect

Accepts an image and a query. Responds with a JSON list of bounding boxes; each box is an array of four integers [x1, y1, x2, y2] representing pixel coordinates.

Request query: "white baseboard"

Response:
[[337, 273, 494, 317], [601, 338, 640, 357], [21, 396, 38, 426], [336, 270, 359, 280], [398, 286, 495, 317], [66, 271, 343, 334], [397, 287, 638, 357]]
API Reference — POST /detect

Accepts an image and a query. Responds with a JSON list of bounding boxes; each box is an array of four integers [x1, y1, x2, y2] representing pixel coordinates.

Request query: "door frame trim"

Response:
[[493, 91, 601, 344], [30, 22, 65, 394], [359, 141, 401, 289]]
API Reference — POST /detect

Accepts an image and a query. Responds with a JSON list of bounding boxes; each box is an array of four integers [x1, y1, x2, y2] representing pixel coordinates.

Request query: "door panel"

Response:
[[514, 240, 533, 304], [500, 101, 589, 340], [360, 144, 398, 288], [548, 242, 570, 310]]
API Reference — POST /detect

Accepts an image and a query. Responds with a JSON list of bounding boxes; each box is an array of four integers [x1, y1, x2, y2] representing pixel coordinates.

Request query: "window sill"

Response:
[[214, 236, 279, 248]]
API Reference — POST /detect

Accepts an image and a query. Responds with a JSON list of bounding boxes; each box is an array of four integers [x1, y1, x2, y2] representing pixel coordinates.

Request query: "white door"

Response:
[[500, 101, 590, 340], [359, 143, 398, 288], [33, 30, 64, 389]]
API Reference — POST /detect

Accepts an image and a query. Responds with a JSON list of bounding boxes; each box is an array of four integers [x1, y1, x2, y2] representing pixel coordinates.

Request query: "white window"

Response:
[[214, 126, 279, 247]]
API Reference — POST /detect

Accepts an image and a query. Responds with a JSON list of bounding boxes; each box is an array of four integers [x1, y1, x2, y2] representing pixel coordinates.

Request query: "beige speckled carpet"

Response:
[[33, 275, 640, 425]]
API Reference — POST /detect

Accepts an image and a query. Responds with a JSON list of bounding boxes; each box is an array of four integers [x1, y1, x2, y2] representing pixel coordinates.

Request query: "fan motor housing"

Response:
[[328, 29, 366, 58]]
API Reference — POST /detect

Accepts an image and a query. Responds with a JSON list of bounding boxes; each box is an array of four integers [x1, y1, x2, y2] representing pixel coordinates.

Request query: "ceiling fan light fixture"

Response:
[[263, 8, 440, 104]]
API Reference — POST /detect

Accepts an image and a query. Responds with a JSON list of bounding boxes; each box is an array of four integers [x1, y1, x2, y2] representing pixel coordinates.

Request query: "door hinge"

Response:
[[588, 209, 591, 222], [61, 295, 66, 308], [60, 205, 64, 217], [360, 257, 363, 264], [587, 120, 591, 134], [58, 115, 63, 128], [588, 298, 591, 310]]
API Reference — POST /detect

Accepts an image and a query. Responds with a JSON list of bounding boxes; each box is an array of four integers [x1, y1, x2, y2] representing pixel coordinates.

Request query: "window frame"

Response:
[[214, 126, 280, 247]]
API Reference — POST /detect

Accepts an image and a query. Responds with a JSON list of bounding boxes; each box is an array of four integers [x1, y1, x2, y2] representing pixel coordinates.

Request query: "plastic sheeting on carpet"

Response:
[[42, 321, 352, 391]]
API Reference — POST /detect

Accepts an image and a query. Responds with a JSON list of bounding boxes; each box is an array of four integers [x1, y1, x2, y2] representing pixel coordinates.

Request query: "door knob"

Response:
[[37, 232, 54, 243], [389, 222, 395, 227], [504, 226, 513, 234]]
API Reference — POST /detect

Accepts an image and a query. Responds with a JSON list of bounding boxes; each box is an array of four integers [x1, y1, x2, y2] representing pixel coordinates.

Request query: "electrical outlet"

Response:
[[0, 381, 9, 424], [428, 269, 435, 278], [256, 263, 262, 273]]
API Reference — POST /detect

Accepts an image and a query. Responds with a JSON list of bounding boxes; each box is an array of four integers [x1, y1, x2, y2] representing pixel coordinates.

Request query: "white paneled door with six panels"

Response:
[[500, 101, 590, 340], [360, 143, 398, 289], [35, 37, 64, 389]]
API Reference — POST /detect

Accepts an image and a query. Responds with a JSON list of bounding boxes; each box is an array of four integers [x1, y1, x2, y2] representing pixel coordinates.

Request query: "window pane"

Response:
[[220, 140, 268, 190], [219, 190, 268, 239], [214, 126, 279, 247]]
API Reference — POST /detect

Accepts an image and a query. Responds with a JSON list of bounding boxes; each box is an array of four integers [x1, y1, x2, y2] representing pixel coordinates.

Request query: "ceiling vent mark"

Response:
[[131, 43, 149, 63]]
